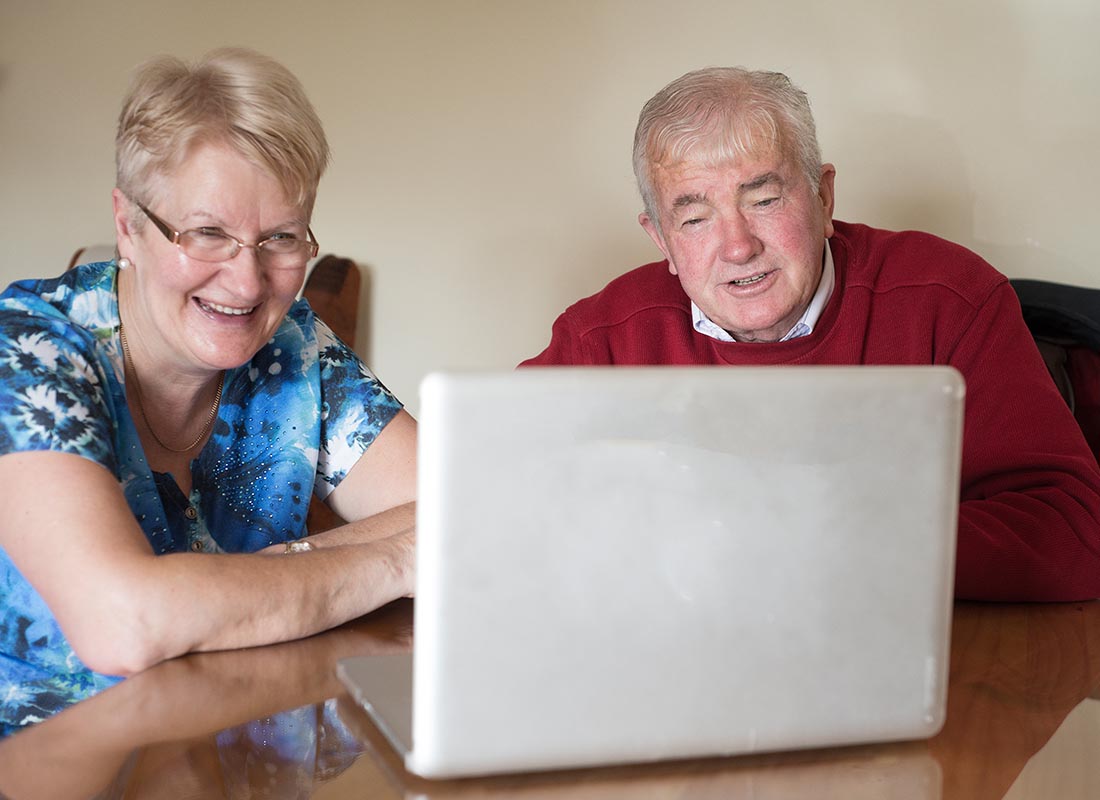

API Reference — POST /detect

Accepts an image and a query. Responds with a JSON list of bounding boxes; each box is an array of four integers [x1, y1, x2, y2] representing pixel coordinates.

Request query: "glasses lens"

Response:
[[258, 238, 315, 270], [179, 230, 237, 262], [175, 229, 315, 268]]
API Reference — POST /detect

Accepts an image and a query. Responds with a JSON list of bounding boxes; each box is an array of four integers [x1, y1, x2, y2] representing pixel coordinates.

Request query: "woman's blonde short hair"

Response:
[[116, 47, 330, 216]]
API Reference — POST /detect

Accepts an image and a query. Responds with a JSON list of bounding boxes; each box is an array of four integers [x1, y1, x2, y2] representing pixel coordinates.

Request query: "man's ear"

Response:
[[818, 163, 837, 239], [639, 212, 677, 275]]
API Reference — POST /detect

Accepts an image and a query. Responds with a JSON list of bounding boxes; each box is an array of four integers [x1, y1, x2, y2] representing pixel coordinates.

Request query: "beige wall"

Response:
[[2, 0, 1098, 412]]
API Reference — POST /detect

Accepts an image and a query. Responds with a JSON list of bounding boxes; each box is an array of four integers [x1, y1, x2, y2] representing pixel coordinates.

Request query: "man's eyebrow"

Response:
[[739, 172, 783, 192], [672, 192, 709, 208]]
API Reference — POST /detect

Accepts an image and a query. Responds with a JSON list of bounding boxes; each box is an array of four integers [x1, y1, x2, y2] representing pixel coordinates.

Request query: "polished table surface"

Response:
[[1, 598, 1098, 799]]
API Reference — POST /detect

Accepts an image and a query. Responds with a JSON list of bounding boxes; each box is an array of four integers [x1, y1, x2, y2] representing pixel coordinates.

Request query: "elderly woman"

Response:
[[0, 48, 416, 735]]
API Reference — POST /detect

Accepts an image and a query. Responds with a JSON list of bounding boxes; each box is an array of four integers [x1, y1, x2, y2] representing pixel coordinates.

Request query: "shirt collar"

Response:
[[690, 244, 835, 343]]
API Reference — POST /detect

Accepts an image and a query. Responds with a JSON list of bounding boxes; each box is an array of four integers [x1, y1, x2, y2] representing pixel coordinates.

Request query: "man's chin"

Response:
[[711, 312, 793, 344]]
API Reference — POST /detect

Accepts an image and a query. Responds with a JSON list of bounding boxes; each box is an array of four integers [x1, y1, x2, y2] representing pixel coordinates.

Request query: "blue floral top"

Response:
[[0, 261, 402, 736]]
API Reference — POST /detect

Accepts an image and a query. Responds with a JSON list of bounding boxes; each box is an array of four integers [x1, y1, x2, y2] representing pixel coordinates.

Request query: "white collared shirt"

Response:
[[690, 245, 835, 343]]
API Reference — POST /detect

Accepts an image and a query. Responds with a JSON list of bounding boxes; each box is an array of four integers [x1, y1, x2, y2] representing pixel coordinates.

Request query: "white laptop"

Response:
[[337, 366, 964, 779]]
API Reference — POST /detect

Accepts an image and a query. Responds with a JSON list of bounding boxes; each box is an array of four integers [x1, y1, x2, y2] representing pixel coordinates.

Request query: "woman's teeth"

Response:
[[200, 300, 255, 316]]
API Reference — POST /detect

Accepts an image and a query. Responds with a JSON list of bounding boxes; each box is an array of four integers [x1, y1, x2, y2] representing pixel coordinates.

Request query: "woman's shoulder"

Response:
[[1, 261, 120, 339], [0, 262, 119, 376], [0, 263, 120, 463]]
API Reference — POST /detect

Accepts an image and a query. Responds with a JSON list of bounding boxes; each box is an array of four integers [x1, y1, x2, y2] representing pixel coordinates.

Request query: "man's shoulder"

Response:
[[520, 259, 694, 366], [833, 220, 1007, 305], [559, 259, 688, 333]]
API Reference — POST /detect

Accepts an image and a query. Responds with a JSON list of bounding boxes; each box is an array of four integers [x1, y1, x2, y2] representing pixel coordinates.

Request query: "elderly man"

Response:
[[521, 67, 1100, 602]]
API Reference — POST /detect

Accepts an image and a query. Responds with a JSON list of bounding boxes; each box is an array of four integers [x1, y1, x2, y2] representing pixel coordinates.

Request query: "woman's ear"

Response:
[[112, 188, 134, 251]]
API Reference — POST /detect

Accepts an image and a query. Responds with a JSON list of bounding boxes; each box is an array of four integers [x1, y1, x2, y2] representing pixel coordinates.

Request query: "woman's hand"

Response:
[[260, 500, 416, 553], [0, 450, 415, 677]]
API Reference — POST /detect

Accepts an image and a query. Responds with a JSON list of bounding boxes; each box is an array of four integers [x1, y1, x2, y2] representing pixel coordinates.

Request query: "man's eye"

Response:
[[195, 227, 226, 238], [755, 197, 779, 208], [268, 231, 299, 241], [682, 218, 704, 227]]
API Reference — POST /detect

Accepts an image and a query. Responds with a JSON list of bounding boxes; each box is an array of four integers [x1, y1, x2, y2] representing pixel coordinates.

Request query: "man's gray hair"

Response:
[[633, 67, 822, 223]]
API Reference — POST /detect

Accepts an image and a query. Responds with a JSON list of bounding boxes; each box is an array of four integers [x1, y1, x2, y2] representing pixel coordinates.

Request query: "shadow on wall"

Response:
[[829, 111, 1085, 285], [830, 112, 976, 245]]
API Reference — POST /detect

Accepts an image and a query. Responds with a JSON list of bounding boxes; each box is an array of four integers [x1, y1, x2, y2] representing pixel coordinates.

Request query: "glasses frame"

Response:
[[135, 200, 319, 267]]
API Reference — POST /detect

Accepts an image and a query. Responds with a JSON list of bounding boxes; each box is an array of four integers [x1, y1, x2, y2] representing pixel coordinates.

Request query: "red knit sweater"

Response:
[[522, 221, 1100, 601]]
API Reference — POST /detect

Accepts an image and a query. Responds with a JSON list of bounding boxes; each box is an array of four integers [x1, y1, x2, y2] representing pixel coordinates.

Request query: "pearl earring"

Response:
[[118, 257, 131, 270]]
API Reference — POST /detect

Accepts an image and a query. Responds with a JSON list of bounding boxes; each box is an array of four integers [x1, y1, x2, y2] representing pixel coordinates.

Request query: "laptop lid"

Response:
[[340, 366, 964, 779]]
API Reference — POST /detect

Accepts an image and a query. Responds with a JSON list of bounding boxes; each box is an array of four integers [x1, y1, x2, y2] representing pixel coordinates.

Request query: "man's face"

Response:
[[640, 149, 836, 343]]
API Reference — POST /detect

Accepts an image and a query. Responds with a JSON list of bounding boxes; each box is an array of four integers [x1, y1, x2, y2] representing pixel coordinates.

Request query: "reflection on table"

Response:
[[0, 600, 1097, 799]]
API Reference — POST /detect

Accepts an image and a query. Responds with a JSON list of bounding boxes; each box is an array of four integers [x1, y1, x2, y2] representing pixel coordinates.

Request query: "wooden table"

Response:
[[1, 598, 1098, 799]]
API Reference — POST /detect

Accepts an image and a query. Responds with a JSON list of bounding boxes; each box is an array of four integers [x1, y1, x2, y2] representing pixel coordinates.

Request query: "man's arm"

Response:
[[948, 282, 1100, 600], [520, 312, 589, 366]]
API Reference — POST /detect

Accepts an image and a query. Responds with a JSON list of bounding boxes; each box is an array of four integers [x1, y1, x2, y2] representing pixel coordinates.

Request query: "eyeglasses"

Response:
[[135, 200, 319, 270]]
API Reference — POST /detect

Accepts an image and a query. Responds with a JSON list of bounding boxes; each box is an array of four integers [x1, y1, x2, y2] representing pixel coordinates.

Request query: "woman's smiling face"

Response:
[[115, 140, 310, 377]]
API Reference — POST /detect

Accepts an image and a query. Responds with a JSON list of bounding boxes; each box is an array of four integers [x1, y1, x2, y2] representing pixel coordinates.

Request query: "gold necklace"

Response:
[[118, 321, 224, 453]]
